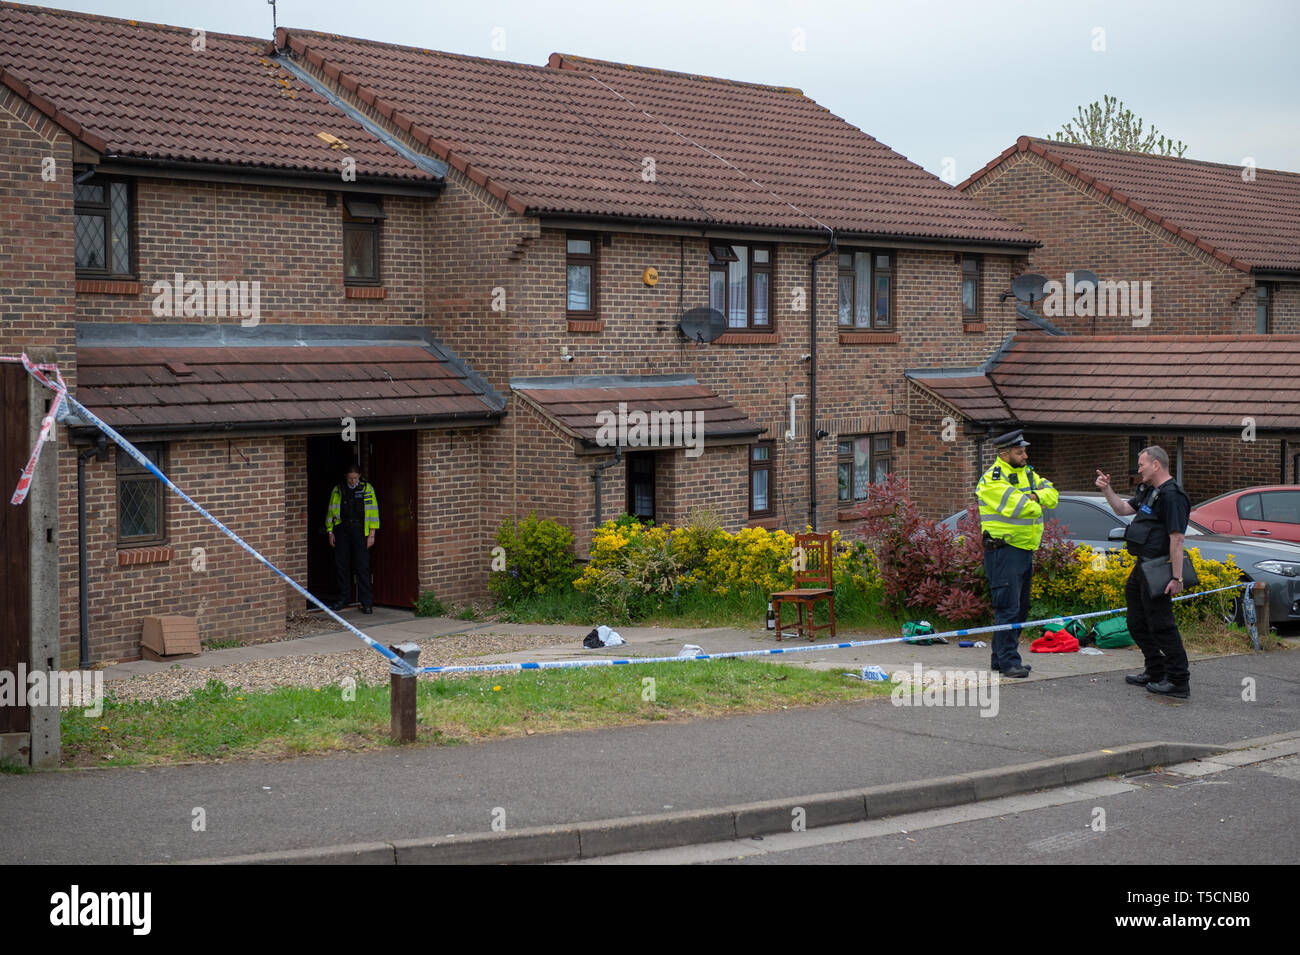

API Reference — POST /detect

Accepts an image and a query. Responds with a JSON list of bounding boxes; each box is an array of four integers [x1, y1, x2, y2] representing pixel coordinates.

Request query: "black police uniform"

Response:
[[1123, 478, 1192, 687], [335, 482, 373, 611]]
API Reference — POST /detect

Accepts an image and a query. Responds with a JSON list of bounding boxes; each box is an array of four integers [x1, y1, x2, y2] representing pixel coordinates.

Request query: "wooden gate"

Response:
[[1, 362, 32, 735]]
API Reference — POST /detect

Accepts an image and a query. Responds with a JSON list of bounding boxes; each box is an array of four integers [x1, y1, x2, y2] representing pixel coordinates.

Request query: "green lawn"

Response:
[[61, 659, 894, 767]]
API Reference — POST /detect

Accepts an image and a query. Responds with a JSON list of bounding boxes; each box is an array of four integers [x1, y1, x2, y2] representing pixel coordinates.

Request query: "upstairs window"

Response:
[[343, 194, 384, 285], [74, 175, 134, 277], [837, 250, 892, 328], [962, 254, 982, 318], [709, 244, 773, 330], [1256, 284, 1272, 334], [566, 234, 598, 317]]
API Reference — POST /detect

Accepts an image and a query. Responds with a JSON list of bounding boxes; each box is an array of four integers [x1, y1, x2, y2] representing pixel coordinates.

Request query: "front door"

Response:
[[307, 436, 358, 604], [626, 451, 656, 523], [365, 431, 419, 608]]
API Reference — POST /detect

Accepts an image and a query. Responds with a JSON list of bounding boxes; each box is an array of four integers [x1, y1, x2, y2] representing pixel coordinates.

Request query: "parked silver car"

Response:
[[940, 493, 1300, 627]]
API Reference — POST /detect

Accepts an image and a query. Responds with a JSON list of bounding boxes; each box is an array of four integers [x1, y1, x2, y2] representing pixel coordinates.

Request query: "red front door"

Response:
[[365, 431, 419, 608]]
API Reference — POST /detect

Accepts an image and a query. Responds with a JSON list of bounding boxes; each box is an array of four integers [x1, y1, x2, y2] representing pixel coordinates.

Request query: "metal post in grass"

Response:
[[390, 643, 421, 743]]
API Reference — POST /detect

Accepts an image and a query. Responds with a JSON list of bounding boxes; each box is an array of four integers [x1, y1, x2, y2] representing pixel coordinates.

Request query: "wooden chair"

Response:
[[770, 532, 836, 641]]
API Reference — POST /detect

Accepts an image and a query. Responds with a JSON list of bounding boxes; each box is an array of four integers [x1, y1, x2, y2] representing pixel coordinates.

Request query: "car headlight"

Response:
[[1253, 560, 1300, 577]]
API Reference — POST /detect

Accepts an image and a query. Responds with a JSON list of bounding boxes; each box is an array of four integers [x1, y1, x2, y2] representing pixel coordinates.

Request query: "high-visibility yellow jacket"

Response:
[[327, 481, 380, 536], [976, 459, 1058, 550]]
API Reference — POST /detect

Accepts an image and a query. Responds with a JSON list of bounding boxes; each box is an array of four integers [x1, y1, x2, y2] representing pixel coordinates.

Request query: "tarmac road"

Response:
[[1, 651, 1296, 864]]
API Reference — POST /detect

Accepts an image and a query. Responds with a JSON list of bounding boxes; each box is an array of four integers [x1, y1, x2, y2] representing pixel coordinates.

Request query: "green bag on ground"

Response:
[[903, 620, 947, 645], [1093, 616, 1134, 648]]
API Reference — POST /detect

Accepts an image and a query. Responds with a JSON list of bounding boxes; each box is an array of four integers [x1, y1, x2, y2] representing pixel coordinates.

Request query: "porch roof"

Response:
[[74, 323, 504, 437], [510, 375, 764, 447], [907, 334, 1300, 433]]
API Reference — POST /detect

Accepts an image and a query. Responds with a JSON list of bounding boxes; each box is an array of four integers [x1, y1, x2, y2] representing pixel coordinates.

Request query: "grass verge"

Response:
[[61, 659, 894, 768]]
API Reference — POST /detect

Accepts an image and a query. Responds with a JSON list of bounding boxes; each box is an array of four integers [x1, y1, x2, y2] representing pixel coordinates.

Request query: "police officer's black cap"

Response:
[[993, 429, 1030, 449]]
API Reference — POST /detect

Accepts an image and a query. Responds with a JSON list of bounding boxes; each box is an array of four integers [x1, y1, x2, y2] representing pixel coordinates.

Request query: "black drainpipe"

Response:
[[809, 229, 836, 531], [77, 436, 107, 669], [592, 446, 623, 528]]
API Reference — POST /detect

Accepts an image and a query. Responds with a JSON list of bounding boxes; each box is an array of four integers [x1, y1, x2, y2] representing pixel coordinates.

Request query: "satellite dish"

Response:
[[678, 307, 727, 343], [1011, 272, 1049, 305], [1068, 269, 1099, 293]]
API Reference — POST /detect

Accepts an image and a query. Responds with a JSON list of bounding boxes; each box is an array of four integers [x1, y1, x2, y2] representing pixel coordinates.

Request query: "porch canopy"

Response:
[[511, 374, 764, 452], [907, 334, 1300, 436], [74, 323, 505, 439]]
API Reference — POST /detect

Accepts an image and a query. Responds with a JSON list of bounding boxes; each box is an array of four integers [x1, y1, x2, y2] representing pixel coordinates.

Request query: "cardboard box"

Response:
[[140, 615, 201, 661]]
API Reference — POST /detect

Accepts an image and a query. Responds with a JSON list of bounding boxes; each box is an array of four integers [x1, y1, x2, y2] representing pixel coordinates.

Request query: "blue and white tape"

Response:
[[10, 354, 416, 675], [419, 582, 1251, 676]]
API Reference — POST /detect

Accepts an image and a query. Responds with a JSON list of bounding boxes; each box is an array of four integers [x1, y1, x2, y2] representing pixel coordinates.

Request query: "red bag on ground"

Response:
[[1031, 629, 1080, 653]]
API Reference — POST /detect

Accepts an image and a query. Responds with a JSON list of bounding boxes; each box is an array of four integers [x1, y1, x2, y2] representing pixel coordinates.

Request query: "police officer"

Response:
[[327, 464, 380, 613], [976, 430, 1059, 678], [1095, 446, 1191, 698]]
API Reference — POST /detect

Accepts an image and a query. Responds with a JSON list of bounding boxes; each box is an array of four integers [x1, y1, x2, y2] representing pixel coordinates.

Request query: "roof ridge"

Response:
[[282, 25, 551, 73], [0, 1, 265, 46], [1024, 136, 1300, 179], [548, 52, 804, 96]]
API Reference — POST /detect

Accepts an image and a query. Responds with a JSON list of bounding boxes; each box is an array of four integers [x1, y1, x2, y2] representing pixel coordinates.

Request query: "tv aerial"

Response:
[[678, 307, 727, 344]]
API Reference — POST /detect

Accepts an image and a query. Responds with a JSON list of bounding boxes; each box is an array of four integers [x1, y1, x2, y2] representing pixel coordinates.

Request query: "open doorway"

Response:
[[306, 436, 358, 605]]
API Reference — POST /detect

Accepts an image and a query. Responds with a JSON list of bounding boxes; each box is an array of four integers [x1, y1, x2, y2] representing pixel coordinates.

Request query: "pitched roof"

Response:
[[276, 29, 1034, 244], [0, 2, 435, 182], [75, 324, 504, 435], [960, 136, 1300, 273], [908, 335, 1300, 431], [510, 375, 763, 446]]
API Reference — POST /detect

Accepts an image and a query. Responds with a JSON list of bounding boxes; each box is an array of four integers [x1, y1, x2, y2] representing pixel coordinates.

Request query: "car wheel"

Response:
[[1223, 577, 1252, 627]]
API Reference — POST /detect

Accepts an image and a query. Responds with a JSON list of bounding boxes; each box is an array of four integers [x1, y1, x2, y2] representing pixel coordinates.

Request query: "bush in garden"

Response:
[[489, 513, 579, 604], [860, 474, 990, 622], [574, 519, 681, 619]]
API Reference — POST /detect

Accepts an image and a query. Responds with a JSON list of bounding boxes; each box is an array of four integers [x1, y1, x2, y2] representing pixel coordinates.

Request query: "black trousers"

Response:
[[984, 544, 1033, 670], [1125, 565, 1188, 685], [335, 522, 372, 608]]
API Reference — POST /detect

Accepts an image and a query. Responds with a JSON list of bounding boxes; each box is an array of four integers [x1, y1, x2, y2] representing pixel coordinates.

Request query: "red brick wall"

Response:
[[965, 152, 1256, 335], [905, 385, 981, 519], [284, 436, 308, 611], [64, 438, 285, 664], [416, 429, 482, 605]]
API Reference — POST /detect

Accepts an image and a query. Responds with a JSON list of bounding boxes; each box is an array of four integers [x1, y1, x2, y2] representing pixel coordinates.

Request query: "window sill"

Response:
[[713, 332, 781, 344], [345, 286, 387, 299], [962, 321, 987, 333], [838, 331, 899, 344], [76, 279, 141, 296], [567, 319, 604, 333], [117, 546, 174, 566]]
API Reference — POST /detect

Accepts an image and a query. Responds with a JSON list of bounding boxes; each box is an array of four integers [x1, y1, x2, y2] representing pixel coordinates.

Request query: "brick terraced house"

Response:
[[911, 136, 1300, 501], [2, 2, 1048, 667]]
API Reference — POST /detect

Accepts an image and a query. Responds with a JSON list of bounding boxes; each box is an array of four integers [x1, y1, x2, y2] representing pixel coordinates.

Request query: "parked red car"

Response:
[[1191, 486, 1300, 543]]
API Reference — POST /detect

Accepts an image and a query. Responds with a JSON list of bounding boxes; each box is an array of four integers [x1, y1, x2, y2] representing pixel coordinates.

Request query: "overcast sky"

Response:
[[43, 0, 1300, 178]]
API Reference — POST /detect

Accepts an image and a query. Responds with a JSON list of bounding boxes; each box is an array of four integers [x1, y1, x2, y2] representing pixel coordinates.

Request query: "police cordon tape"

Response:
[[417, 582, 1256, 675], [5, 352, 1259, 682], [4, 353, 418, 675]]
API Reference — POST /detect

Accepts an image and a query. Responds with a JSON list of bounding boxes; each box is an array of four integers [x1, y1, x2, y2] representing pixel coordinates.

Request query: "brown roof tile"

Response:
[[962, 136, 1300, 273], [275, 31, 1033, 243], [77, 338, 501, 432], [513, 376, 763, 445], [909, 335, 1300, 430], [0, 3, 434, 181]]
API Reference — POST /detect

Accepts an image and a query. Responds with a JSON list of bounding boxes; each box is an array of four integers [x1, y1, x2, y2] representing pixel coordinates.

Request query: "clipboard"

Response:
[[1139, 555, 1198, 599]]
